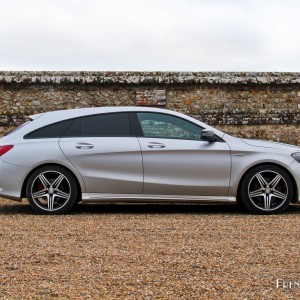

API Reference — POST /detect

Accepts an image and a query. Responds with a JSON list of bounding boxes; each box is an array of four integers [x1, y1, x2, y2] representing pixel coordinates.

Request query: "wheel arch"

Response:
[[237, 162, 298, 204], [21, 163, 82, 201]]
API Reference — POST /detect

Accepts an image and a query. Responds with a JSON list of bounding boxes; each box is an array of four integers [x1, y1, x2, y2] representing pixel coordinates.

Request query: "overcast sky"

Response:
[[0, 0, 299, 72]]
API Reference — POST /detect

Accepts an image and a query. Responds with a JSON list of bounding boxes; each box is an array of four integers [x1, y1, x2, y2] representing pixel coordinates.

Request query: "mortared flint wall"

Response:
[[0, 71, 300, 144]]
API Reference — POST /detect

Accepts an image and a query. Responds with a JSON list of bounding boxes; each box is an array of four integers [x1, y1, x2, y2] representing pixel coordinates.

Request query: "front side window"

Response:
[[64, 112, 130, 137], [137, 113, 202, 140]]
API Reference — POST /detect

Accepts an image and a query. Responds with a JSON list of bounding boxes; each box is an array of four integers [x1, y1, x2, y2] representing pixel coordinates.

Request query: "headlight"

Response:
[[292, 153, 300, 163]]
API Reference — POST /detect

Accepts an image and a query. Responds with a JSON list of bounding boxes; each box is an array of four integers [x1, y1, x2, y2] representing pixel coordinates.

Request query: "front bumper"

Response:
[[288, 160, 300, 203]]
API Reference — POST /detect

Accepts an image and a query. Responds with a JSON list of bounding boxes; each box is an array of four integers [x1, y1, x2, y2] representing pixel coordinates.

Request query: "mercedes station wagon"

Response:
[[0, 106, 300, 214]]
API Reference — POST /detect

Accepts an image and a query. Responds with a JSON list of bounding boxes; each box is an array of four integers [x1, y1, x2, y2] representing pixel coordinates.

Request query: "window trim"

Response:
[[23, 111, 224, 142], [129, 112, 143, 136]]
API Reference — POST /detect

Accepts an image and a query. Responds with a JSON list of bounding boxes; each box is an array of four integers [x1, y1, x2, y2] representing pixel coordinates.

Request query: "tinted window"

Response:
[[24, 120, 72, 139], [64, 113, 130, 137], [137, 113, 202, 140]]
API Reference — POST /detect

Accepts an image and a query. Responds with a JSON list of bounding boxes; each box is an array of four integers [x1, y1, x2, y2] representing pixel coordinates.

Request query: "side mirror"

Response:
[[202, 130, 217, 142]]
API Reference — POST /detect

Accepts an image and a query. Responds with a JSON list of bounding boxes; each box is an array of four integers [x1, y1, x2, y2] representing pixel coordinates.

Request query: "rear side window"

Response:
[[24, 120, 72, 139], [64, 113, 130, 137]]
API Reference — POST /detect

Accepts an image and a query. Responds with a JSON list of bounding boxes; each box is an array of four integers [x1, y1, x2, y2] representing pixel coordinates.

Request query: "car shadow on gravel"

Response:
[[1, 201, 300, 215], [71, 203, 300, 215]]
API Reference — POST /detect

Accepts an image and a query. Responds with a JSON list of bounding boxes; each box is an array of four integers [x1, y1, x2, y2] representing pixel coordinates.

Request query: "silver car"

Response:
[[0, 106, 300, 214]]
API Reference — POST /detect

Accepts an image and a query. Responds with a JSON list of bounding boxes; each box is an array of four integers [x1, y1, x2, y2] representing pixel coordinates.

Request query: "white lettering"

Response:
[[277, 279, 300, 289], [277, 279, 283, 288]]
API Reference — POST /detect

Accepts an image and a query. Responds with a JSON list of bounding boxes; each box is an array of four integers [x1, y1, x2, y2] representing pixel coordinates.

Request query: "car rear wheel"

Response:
[[239, 165, 293, 214], [26, 165, 78, 214]]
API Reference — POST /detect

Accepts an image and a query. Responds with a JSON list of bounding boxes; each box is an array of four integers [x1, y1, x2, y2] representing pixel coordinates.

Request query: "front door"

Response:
[[136, 112, 231, 196]]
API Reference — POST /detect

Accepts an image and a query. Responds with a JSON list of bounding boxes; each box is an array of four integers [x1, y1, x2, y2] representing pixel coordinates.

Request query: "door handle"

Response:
[[75, 143, 94, 149], [147, 143, 166, 149]]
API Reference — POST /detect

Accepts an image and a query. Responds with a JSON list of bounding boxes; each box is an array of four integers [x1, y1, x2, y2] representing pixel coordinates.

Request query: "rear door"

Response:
[[59, 112, 143, 194], [135, 112, 231, 196]]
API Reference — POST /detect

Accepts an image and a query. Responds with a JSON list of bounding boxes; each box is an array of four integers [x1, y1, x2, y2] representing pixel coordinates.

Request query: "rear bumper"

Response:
[[0, 159, 29, 201]]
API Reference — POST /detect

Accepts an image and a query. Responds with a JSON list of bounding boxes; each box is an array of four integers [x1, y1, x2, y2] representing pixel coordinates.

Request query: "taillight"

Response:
[[0, 145, 14, 156]]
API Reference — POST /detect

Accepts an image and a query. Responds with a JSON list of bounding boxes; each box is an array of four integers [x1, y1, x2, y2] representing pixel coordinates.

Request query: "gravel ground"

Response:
[[0, 199, 300, 299]]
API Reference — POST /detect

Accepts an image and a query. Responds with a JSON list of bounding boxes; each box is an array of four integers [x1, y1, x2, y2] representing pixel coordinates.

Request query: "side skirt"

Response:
[[82, 193, 236, 203]]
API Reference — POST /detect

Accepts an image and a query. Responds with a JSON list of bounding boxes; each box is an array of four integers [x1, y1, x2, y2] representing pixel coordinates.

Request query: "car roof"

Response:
[[29, 106, 175, 120]]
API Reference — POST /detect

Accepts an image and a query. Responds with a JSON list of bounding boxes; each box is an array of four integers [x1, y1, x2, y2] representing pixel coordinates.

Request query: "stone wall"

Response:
[[0, 71, 300, 144]]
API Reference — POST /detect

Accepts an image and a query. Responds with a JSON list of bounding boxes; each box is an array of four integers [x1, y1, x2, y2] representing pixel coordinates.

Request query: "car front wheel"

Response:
[[239, 165, 293, 214], [26, 165, 78, 214]]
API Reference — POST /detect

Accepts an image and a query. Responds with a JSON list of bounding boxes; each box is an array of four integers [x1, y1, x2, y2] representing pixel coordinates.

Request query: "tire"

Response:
[[239, 165, 293, 214], [26, 165, 79, 214]]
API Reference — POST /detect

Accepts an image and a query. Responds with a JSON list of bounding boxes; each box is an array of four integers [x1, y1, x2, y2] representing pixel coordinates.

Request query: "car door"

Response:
[[59, 112, 143, 194], [136, 112, 231, 196]]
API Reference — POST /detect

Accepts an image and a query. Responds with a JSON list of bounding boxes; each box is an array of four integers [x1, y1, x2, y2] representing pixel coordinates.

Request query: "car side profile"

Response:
[[0, 106, 300, 214]]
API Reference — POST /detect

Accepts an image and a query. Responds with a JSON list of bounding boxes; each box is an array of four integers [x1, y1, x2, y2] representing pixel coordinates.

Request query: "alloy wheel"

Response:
[[30, 170, 71, 212], [248, 170, 288, 211]]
